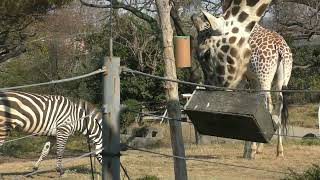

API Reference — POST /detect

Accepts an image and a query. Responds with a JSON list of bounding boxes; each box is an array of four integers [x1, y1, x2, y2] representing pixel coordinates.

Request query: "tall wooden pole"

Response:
[[102, 56, 120, 180], [155, 1, 188, 179]]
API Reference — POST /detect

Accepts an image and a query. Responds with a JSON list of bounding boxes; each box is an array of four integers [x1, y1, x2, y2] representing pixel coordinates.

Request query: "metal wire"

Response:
[[125, 145, 290, 175], [24, 147, 104, 177], [120, 162, 131, 180], [122, 67, 320, 93], [126, 109, 192, 124], [126, 108, 319, 139], [0, 68, 105, 91]]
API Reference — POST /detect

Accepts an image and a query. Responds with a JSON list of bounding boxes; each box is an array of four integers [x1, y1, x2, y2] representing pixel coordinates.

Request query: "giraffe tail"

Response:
[[281, 85, 289, 135]]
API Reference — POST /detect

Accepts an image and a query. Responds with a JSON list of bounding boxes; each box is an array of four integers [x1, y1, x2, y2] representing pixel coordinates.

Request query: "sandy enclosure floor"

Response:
[[0, 142, 319, 180]]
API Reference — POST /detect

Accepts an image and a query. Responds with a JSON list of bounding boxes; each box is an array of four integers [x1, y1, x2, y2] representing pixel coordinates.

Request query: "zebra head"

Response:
[[78, 101, 103, 164]]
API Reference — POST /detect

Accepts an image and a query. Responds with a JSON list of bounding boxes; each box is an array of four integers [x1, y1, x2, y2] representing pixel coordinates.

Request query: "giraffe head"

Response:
[[191, 0, 271, 88]]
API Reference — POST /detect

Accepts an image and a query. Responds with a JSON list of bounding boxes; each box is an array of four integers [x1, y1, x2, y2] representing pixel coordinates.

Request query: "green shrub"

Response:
[[282, 164, 320, 180], [137, 175, 160, 180], [301, 139, 320, 146], [120, 99, 142, 133]]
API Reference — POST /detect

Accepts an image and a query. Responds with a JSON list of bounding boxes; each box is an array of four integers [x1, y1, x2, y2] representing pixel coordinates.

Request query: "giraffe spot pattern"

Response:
[[224, 10, 231, 19], [222, 38, 227, 43], [238, 37, 245, 46], [246, 0, 259, 7], [256, 4, 269, 17], [230, 48, 238, 57], [217, 52, 225, 61], [227, 65, 236, 74], [216, 40, 221, 47], [229, 36, 237, 44], [232, 6, 240, 16], [238, 11, 249, 22], [221, 45, 230, 53], [245, 21, 256, 32], [234, 0, 242, 5], [232, 27, 239, 33], [227, 56, 235, 64]]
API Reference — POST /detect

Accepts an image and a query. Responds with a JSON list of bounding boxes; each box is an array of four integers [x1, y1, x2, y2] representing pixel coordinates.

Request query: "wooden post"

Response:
[[102, 56, 120, 180], [156, 1, 188, 179]]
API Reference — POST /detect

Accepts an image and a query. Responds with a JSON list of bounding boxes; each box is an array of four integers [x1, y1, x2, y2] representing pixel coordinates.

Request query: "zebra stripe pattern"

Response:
[[0, 91, 103, 174]]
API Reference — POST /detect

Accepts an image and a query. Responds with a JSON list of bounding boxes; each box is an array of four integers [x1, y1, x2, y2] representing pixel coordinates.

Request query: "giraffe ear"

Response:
[[201, 10, 225, 30]]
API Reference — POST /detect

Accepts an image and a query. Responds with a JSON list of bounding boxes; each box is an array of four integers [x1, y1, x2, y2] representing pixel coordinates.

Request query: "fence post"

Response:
[[318, 104, 320, 137], [102, 56, 121, 180]]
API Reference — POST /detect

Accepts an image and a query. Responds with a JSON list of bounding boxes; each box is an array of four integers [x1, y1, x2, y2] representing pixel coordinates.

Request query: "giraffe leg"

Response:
[[250, 142, 257, 159], [274, 62, 286, 157], [243, 141, 257, 159], [56, 130, 69, 176], [277, 125, 284, 157], [243, 77, 260, 159], [33, 137, 55, 171], [257, 143, 264, 154]]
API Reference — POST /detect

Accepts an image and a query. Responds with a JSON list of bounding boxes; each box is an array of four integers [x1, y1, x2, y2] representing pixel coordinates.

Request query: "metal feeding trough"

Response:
[[184, 90, 277, 143]]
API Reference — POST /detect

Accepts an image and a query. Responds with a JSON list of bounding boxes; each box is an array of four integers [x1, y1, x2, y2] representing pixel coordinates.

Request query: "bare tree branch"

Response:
[[0, 45, 26, 63], [79, 0, 160, 34], [292, 64, 312, 70]]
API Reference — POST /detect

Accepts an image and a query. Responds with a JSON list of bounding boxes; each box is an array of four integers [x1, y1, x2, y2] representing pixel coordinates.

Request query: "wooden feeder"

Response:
[[184, 90, 277, 143], [174, 36, 191, 68]]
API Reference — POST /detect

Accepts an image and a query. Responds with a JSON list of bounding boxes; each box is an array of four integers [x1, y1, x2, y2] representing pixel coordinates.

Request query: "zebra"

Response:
[[0, 90, 103, 175]]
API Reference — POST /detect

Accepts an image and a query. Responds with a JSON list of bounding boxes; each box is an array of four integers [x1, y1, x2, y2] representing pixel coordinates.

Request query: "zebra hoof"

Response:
[[32, 166, 38, 172], [56, 167, 64, 176]]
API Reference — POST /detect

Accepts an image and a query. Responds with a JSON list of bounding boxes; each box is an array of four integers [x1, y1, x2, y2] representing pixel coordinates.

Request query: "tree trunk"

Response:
[[155, 1, 188, 180]]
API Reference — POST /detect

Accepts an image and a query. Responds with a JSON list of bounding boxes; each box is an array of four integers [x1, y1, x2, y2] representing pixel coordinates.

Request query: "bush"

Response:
[[282, 164, 320, 180], [120, 99, 142, 133], [137, 175, 160, 180]]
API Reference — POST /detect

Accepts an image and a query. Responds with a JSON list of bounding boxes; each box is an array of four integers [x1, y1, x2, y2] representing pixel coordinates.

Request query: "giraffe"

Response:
[[191, 0, 292, 159], [243, 23, 293, 159]]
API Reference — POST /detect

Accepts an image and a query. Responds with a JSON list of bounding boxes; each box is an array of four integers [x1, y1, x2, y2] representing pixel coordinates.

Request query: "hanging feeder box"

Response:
[[184, 90, 277, 143], [174, 36, 191, 68]]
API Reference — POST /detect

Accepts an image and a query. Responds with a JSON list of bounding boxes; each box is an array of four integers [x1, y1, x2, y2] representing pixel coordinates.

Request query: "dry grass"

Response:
[[288, 104, 318, 128], [1, 142, 320, 180], [1, 104, 319, 179]]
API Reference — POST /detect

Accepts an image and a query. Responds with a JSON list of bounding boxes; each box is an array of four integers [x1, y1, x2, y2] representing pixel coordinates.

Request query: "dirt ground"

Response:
[[1, 141, 320, 180]]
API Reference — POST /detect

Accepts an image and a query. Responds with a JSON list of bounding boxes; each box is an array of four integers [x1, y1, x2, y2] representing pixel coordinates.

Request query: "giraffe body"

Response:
[[243, 24, 293, 159], [191, 0, 292, 159]]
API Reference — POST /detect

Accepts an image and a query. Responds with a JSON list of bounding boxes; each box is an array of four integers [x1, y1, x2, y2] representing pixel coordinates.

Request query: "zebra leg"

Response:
[[33, 137, 55, 171], [0, 124, 9, 146], [243, 141, 250, 158], [56, 130, 69, 176]]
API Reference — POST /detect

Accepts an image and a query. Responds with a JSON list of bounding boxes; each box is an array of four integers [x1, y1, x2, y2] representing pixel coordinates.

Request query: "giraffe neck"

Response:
[[200, 0, 272, 88], [222, 0, 272, 38]]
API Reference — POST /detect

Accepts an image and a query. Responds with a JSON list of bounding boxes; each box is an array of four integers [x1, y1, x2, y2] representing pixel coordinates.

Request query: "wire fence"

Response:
[[23, 147, 104, 177], [125, 145, 290, 175], [0, 68, 104, 91], [122, 67, 320, 93], [0, 64, 318, 178], [126, 108, 319, 139]]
